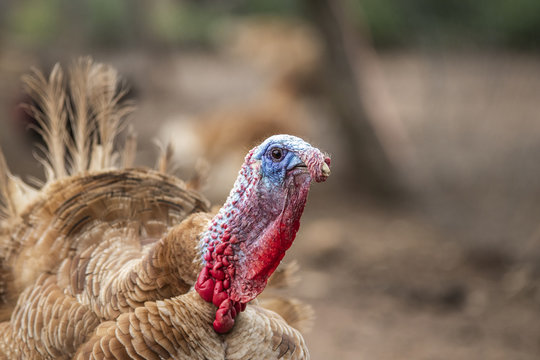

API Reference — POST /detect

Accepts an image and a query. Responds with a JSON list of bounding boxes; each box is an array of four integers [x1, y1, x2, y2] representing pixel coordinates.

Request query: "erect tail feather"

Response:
[[0, 146, 15, 220], [21, 57, 135, 184], [0, 146, 38, 220], [22, 64, 68, 181]]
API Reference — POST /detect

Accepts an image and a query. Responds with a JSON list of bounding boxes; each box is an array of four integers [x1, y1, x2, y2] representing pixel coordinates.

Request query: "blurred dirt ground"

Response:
[[1, 50, 540, 359]]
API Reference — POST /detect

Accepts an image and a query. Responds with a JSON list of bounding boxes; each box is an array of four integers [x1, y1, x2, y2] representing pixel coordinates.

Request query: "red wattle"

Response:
[[196, 236, 244, 334], [195, 143, 320, 333], [195, 274, 215, 303], [214, 307, 234, 333], [212, 283, 228, 307]]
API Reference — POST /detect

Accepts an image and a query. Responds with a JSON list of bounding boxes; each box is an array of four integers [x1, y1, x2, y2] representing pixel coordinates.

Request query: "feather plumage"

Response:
[[0, 146, 15, 219], [0, 58, 325, 359], [66, 57, 94, 173], [22, 64, 68, 181], [155, 140, 176, 174], [87, 61, 134, 170]]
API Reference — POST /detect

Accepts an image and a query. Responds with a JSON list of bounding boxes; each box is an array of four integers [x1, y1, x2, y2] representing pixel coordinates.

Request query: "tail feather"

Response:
[[88, 62, 134, 170], [0, 146, 37, 220], [22, 64, 68, 181], [67, 57, 94, 173], [0, 147, 15, 219], [155, 140, 175, 174], [0, 58, 136, 223], [20, 58, 135, 183]]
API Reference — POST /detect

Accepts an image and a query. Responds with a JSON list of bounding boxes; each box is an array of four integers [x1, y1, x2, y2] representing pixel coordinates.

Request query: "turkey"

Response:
[[0, 58, 330, 359]]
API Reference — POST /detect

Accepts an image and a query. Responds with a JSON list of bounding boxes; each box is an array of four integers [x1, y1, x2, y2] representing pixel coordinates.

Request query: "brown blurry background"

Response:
[[1, 1, 540, 358]]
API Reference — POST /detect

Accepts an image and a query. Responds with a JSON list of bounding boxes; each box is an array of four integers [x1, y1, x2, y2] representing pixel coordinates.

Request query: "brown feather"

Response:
[[22, 64, 68, 181], [257, 297, 314, 334], [0, 59, 312, 359], [67, 57, 94, 173], [87, 62, 134, 170], [75, 292, 308, 360], [155, 140, 175, 174], [0, 145, 15, 219]]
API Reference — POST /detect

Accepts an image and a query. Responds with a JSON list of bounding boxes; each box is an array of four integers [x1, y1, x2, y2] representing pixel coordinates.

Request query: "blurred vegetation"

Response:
[[358, 0, 540, 49], [1, 0, 540, 50]]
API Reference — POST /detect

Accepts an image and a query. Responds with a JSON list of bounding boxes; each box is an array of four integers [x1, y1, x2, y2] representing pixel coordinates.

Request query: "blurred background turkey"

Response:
[[1, 0, 540, 359]]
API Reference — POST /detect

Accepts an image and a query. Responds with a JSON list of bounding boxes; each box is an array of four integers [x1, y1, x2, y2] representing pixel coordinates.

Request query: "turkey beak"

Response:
[[322, 163, 331, 177], [317, 156, 331, 182], [297, 150, 330, 182]]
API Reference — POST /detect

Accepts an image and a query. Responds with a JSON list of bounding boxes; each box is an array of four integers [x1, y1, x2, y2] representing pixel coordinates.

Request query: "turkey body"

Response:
[[0, 169, 309, 359], [0, 58, 323, 359]]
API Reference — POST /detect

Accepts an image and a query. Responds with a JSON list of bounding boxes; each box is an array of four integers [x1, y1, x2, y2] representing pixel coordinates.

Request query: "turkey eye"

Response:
[[270, 147, 284, 162]]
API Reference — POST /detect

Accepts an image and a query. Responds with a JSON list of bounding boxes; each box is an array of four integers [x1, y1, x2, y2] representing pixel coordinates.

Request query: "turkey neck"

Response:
[[195, 151, 312, 333]]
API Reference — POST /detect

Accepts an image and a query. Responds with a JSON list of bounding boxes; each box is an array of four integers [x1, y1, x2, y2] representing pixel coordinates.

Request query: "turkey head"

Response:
[[195, 134, 330, 333]]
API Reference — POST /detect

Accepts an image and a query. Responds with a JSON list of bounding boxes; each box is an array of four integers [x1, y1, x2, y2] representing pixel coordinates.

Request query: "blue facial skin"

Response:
[[253, 135, 311, 186], [199, 135, 317, 259]]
